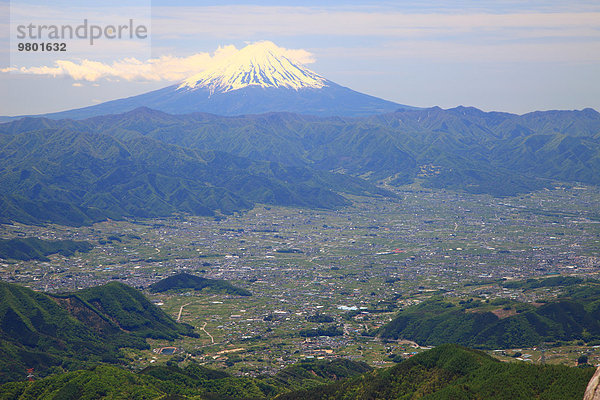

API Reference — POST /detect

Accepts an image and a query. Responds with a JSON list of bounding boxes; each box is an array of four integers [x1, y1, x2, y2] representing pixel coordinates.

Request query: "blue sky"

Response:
[[1, 0, 600, 115]]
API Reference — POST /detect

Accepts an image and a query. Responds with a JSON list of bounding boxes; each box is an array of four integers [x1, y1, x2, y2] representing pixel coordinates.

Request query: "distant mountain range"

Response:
[[1, 105, 598, 226], [1, 41, 411, 120], [0, 120, 392, 225]]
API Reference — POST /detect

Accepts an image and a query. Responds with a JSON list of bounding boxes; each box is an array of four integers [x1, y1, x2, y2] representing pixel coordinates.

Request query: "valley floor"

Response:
[[1, 184, 599, 377]]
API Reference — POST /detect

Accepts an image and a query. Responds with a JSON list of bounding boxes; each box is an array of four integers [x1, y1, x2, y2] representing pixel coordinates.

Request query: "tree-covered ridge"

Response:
[[148, 273, 251, 296], [2, 345, 589, 399], [0, 357, 372, 399], [0, 128, 391, 226], [0, 281, 194, 383], [0, 237, 93, 261], [2, 106, 598, 197], [73, 282, 196, 339], [277, 344, 594, 400], [0, 365, 162, 400], [378, 282, 600, 348], [0, 281, 120, 384], [265, 358, 372, 391]]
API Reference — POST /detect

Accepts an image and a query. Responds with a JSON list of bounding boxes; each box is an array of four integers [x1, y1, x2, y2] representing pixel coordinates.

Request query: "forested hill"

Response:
[[0, 281, 194, 383], [378, 281, 600, 349], [149, 272, 251, 296], [277, 344, 593, 400], [0, 237, 93, 261]]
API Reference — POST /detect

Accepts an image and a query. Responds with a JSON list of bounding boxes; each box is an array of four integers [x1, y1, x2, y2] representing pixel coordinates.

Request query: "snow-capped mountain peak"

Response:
[[25, 41, 408, 119], [179, 41, 328, 94]]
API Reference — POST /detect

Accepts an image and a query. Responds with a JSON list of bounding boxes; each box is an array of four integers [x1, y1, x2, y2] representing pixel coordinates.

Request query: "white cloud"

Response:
[[2, 42, 317, 82], [9, 54, 212, 82]]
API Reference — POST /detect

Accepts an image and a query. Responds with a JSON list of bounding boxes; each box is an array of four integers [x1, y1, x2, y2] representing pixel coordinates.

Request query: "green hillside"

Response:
[[378, 283, 600, 348], [0, 281, 123, 383], [74, 282, 196, 339], [0, 358, 371, 399], [148, 273, 251, 296], [3, 106, 598, 197], [0, 237, 93, 261], [277, 344, 594, 400], [0, 281, 194, 383], [0, 345, 591, 400], [0, 365, 163, 400], [0, 128, 391, 226]]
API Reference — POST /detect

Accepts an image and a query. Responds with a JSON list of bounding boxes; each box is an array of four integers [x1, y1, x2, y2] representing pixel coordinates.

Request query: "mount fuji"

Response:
[[25, 41, 413, 119]]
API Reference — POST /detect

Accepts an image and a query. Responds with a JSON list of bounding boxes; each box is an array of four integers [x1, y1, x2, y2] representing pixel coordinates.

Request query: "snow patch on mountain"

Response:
[[178, 41, 328, 94]]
